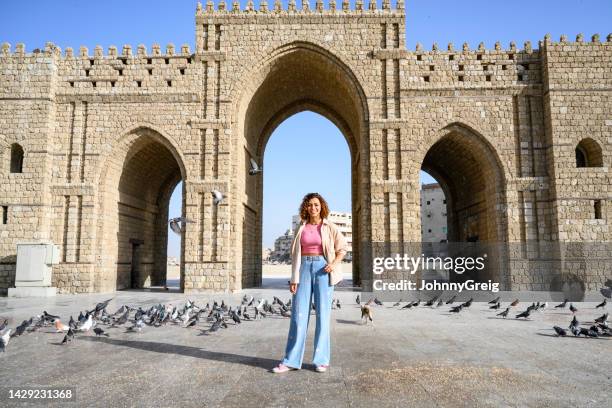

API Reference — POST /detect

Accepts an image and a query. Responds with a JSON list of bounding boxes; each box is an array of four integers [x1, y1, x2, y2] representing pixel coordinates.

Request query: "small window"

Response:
[[2, 206, 7, 224], [147, 58, 152, 64], [518, 74, 524, 81], [449, 54, 454, 61], [427, 214, 431, 218], [164, 58, 170, 64], [477, 54, 482, 60], [502, 65, 507, 71], [416, 55, 422, 61], [486, 75, 492, 82], [118, 69, 123, 76], [179, 68, 185, 75], [423, 76, 430, 82], [594, 200, 602, 219], [458, 65, 464, 71], [10, 143, 24, 173], [429, 65, 435, 71], [167, 80, 172, 87], [427, 201, 430, 205], [148, 68, 153, 75], [508, 53, 514, 60], [136, 81, 142, 88], [111, 81, 116, 88], [443, 199, 446, 204], [458, 75, 464, 82], [428, 229, 432, 233]]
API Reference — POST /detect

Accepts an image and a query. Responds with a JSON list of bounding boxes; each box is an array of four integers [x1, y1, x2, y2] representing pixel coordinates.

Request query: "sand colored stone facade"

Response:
[[0, 2, 610, 294]]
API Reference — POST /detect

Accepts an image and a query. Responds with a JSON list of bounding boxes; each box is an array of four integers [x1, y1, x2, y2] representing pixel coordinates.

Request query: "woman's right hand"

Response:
[[290, 283, 298, 294]]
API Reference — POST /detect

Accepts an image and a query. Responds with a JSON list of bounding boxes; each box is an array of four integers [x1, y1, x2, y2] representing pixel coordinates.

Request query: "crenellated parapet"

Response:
[[194, 0, 404, 14]]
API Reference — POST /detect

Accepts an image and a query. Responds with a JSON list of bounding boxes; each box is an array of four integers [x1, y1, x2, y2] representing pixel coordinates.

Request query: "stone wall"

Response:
[[0, 3, 609, 294]]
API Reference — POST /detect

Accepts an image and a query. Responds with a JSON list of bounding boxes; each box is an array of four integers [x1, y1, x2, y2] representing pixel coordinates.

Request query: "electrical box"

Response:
[[9, 242, 59, 296]]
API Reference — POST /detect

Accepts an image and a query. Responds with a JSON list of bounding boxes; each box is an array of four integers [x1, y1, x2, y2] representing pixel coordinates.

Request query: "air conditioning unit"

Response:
[[8, 242, 59, 297]]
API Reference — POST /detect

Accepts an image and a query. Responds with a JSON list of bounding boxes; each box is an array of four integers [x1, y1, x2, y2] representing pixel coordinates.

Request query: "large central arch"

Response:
[[231, 42, 371, 289]]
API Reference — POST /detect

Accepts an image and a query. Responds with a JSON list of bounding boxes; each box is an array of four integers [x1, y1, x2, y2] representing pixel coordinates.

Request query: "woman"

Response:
[[272, 193, 348, 373]]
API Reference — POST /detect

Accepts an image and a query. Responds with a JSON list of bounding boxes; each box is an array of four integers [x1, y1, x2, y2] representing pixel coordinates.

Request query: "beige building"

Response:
[[420, 183, 447, 243], [0, 3, 610, 294], [270, 229, 293, 262]]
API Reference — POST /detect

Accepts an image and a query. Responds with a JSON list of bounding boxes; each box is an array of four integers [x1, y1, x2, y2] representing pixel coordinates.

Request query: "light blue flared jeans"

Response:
[[281, 255, 334, 368]]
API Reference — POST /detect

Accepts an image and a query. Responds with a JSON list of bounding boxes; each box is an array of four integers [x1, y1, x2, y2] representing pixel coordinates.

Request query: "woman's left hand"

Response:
[[324, 262, 336, 273]]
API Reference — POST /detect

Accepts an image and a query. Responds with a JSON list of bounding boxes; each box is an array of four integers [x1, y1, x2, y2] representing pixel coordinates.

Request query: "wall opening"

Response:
[[261, 111, 352, 287], [575, 138, 603, 167], [10, 143, 24, 173]]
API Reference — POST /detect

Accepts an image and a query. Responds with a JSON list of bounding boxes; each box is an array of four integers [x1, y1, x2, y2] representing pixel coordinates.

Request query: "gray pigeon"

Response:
[[248, 158, 262, 175], [169, 217, 192, 235]]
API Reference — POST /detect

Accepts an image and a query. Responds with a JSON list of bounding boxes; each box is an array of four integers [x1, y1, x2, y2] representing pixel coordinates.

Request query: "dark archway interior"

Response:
[[114, 135, 182, 290], [421, 127, 506, 283]]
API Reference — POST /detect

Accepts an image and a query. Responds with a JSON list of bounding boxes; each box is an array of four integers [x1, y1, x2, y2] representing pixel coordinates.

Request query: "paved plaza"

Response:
[[1, 280, 611, 408]]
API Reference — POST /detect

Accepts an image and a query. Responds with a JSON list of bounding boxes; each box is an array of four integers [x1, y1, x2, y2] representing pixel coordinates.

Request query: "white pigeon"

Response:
[[0, 329, 11, 352], [249, 158, 262, 175], [211, 190, 224, 205], [54, 319, 70, 332], [77, 314, 93, 332]]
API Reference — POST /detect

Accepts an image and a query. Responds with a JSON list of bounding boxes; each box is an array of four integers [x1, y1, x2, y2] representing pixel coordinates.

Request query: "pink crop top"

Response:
[[300, 223, 323, 254]]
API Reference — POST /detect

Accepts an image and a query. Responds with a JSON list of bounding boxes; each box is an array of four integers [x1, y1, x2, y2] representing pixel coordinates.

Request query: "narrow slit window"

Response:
[[594, 200, 602, 219], [10, 143, 24, 173], [2, 206, 7, 225]]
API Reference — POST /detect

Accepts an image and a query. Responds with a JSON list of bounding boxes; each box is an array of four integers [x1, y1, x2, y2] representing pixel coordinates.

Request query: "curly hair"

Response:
[[299, 193, 330, 222]]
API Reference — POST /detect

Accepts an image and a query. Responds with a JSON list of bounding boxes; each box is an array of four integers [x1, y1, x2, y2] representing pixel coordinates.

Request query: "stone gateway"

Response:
[[0, 1, 610, 294]]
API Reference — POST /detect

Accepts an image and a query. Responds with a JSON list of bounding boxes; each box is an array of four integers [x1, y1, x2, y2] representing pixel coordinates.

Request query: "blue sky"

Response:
[[2, 0, 610, 254]]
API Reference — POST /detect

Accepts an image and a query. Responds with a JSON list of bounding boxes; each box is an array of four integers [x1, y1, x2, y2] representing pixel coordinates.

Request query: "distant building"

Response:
[[270, 229, 293, 262], [262, 247, 272, 262], [420, 183, 447, 243]]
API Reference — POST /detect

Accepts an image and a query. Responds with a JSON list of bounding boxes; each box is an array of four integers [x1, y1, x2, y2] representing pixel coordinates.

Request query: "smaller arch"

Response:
[[575, 138, 603, 167], [10, 143, 24, 173]]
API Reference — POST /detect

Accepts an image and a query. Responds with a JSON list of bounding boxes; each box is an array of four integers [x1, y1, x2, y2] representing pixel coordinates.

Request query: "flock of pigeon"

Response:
[[0, 294, 295, 353], [357, 293, 611, 338], [1, 285, 610, 353]]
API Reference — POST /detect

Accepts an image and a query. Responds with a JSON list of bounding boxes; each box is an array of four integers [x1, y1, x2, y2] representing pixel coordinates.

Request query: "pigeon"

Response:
[[570, 315, 579, 329], [43, 311, 60, 322], [77, 314, 93, 332], [553, 326, 567, 336], [436, 299, 444, 308], [445, 295, 457, 305], [68, 316, 77, 330], [356, 295, 360, 304], [515, 309, 531, 319], [601, 286, 611, 299], [412, 299, 420, 307], [401, 303, 413, 310], [570, 326, 581, 337], [248, 158, 262, 175], [496, 307, 510, 318], [114, 310, 129, 326], [555, 299, 568, 309], [0, 329, 11, 352], [93, 298, 113, 315], [127, 319, 145, 333], [93, 327, 109, 337], [489, 302, 501, 310], [12, 320, 28, 337], [449, 305, 463, 314], [425, 295, 440, 307], [595, 299, 607, 309], [488, 297, 500, 305], [510, 299, 519, 307], [0, 319, 7, 331], [169, 217, 192, 235], [569, 304, 578, 314], [594, 313, 608, 324], [62, 328, 75, 345], [211, 190, 224, 205], [462, 298, 473, 308], [361, 304, 373, 324], [54, 320, 70, 332], [373, 298, 383, 306], [335, 299, 341, 309], [392, 299, 402, 307]]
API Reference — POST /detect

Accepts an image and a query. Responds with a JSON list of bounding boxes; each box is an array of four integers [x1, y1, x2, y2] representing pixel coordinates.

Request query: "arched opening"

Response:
[[97, 128, 185, 292], [421, 124, 507, 284], [262, 111, 352, 286], [166, 181, 183, 289], [575, 138, 603, 167], [10, 143, 24, 173], [233, 42, 370, 289]]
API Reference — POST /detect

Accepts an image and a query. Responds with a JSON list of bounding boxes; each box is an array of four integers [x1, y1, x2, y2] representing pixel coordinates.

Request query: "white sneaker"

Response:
[[315, 365, 329, 373]]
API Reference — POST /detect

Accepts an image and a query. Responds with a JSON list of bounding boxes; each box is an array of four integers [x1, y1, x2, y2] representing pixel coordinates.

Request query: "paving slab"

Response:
[[0, 284, 610, 408]]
